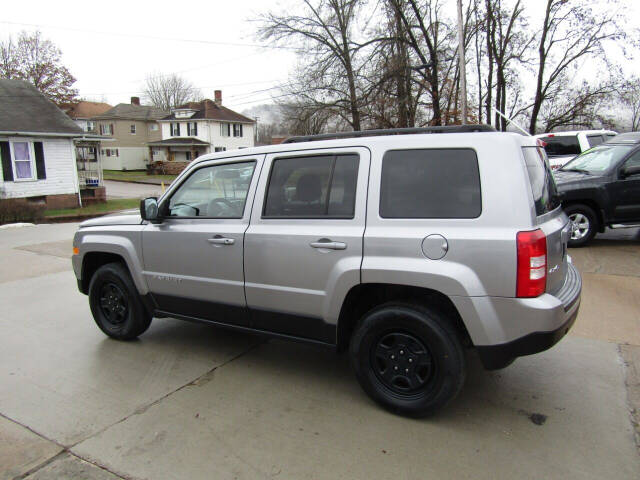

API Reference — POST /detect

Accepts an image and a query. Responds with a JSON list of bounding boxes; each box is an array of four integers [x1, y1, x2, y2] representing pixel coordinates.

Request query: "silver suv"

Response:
[[72, 126, 581, 417]]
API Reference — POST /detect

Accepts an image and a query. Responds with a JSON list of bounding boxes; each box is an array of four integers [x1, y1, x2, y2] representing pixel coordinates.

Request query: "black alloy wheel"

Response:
[[371, 332, 434, 394], [99, 282, 129, 327]]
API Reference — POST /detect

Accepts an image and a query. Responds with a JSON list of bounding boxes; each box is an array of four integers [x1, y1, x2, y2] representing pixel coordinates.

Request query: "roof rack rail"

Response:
[[282, 124, 496, 144]]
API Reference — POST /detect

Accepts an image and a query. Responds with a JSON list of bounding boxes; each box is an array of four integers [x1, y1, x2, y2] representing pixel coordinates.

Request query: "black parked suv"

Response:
[[555, 132, 640, 246]]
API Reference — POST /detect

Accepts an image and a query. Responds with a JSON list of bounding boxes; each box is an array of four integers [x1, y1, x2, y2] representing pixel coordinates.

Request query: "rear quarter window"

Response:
[[522, 146, 560, 216], [380, 148, 481, 218], [540, 136, 580, 156]]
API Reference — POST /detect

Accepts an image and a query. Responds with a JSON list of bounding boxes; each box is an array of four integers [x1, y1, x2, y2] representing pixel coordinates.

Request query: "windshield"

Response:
[[560, 144, 633, 173]]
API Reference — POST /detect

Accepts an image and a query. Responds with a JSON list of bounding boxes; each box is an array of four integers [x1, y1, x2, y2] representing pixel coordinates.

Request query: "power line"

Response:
[[0, 20, 305, 52]]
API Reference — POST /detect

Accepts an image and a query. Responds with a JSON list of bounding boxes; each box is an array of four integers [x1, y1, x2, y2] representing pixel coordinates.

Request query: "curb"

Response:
[[104, 178, 172, 186]]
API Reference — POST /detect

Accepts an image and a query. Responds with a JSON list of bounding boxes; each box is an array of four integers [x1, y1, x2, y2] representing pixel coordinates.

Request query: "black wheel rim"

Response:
[[371, 332, 434, 394], [99, 282, 128, 326]]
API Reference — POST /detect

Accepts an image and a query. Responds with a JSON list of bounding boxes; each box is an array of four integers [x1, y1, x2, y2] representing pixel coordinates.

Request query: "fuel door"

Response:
[[421, 234, 448, 260]]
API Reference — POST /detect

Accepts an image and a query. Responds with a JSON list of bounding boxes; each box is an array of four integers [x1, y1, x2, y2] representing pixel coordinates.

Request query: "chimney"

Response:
[[130, 96, 140, 106], [214, 90, 222, 106]]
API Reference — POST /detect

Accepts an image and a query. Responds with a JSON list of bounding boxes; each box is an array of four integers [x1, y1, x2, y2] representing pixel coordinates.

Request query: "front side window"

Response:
[[623, 151, 640, 172], [587, 135, 605, 147], [264, 154, 359, 218], [167, 161, 256, 218], [11, 141, 34, 180], [539, 135, 580, 157], [380, 149, 481, 218]]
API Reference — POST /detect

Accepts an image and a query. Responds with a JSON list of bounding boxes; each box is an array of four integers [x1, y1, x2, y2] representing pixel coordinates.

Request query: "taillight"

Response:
[[516, 229, 547, 298]]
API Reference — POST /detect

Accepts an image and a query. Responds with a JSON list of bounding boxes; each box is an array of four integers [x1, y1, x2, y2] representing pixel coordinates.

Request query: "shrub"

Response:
[[0, 198, 45, 225]]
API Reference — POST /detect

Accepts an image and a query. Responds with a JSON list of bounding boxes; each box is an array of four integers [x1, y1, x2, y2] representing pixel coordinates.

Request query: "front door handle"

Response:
[[207, 236, 235, 245], [310, 240, 347, 250]]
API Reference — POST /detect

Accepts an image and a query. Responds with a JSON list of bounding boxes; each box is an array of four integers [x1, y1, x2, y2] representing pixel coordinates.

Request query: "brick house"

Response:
[[91, 97, 167, 171], [0, 79, 86, 209]]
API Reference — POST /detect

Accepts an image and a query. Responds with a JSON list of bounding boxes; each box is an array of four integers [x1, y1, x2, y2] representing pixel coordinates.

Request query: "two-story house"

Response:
[[150, 90, 255, 163], [0, 79, 85, 208], [91, 97, 167, 170]]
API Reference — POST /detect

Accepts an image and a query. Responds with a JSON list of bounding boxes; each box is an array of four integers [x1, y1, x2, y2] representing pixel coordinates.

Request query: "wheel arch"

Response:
[[562, 199, 605, 232], [336, 283, 472, 352]]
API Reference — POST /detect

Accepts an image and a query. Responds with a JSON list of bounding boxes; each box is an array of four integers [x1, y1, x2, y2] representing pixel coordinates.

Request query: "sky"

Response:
[[0, 0, 299, 112], [2, 0, 640, 117]]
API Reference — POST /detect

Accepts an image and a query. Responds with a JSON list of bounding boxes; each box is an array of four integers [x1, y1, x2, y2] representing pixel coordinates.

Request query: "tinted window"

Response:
[[264, 154, 359, 218], [380, 149, 481, 218], [540, 136, 580, 156], [623, 151, 640, 170], [522, 147, 560, 216], [561, 144, 633, 173], [587, 135, 605, 147], [167, 161, 255, 218]]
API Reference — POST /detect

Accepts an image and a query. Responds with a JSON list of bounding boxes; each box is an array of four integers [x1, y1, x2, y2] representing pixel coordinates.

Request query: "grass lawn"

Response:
[[44, 198, 140, 217], [103, 170, 177, 183]]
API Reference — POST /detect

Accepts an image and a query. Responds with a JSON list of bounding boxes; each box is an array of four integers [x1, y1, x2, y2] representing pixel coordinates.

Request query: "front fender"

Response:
[[73, 227, 148, 294]]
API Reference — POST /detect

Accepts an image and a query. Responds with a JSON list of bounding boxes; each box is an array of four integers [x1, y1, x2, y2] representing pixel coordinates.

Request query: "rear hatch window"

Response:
[[539, 136, 580, 157], [522, 146, 561, 216]]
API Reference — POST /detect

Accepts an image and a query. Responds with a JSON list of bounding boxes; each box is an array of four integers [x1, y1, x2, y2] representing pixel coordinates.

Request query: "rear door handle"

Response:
[[207, 236, 235, 245], [310, 241, 347, 250]]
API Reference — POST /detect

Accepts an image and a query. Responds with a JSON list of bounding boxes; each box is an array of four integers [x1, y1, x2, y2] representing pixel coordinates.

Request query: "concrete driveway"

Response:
[[0, 224, 638, 479]]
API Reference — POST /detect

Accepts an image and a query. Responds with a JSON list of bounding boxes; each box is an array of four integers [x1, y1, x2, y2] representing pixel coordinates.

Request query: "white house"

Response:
[[149, 90, 256, 162], [0, 79, 85, 209]]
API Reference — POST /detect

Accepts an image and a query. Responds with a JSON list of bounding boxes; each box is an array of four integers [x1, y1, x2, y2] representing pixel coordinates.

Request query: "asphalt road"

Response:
[[0, 224, 638, 479], [104, 180, 164, 200]]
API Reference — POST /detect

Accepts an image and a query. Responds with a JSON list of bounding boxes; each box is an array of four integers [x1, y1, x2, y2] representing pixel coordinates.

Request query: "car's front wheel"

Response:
[[88, 262, 152, 340], [350, 303, 466, 417], [565, 203, 598, 247]]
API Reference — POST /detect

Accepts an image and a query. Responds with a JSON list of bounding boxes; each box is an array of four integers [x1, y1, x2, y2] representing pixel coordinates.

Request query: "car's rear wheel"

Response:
[[565, 203, 598, 247], [88, 262, 152, 340], [350, 302, 466, 417]]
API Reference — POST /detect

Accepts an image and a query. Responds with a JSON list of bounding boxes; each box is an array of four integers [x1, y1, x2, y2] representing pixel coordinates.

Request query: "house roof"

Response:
[[147, 138, 210, 147], [160, 99, 256, 124], [0, 79, 85, 136], [92, 103, 169, 121], [61, 101, 112, 119]]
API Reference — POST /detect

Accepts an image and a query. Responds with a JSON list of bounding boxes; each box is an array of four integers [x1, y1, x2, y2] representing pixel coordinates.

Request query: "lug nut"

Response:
[[391, 355, 395, 359], [405, 369, 409, 373], [394, 366, 398, 370], [400, 350, 404, 355], [409, 359, 413, 363]]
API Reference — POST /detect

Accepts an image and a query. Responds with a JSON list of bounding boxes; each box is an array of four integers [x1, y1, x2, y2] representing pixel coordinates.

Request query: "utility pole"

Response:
[[456, 0, 468, 124]]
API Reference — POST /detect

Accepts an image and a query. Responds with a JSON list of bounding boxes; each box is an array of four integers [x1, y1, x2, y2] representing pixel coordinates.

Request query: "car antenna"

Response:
[[493, 107, 532, 137]]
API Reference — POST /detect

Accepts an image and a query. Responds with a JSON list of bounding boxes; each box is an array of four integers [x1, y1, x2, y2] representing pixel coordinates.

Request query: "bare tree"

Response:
[[143, 73, 202, 110], [619, 78, 640, 131], [529, 0, 624, 134], [0, 31, 78, 105], [260, 0, 370, 131]]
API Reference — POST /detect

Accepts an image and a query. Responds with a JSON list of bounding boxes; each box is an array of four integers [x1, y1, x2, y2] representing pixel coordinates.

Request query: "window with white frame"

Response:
[[149, 124, 158, 132], [99, 124, 113, 135], [11, 141, 35, 180], [171, 122, 181, 136], [233, 123, 243, 137], [130, 124, 136, 134], [220, 123, 231, 137], [85, 121, 95, 132], [187, 122, 198, 136]]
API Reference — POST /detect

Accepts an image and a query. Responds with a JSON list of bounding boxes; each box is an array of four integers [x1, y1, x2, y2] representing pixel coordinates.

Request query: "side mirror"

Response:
[[140, 197, 161, 223], [622, 165, 640, 178]]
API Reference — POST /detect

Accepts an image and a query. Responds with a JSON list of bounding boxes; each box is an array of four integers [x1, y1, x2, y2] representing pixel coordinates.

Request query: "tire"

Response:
[[88, 262, 152, 340], [349, 302, 466, 417], [564, 203, 598, 247]]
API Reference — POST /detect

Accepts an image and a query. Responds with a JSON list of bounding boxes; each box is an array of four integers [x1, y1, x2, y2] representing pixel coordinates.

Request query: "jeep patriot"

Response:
[[73, 126, 581, 416]]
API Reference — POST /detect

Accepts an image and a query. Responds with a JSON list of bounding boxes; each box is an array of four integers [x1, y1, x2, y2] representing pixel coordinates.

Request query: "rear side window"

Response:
[[263, 154, 359, 218], [522, 146, 560, 216], [380, 149, 481, 219], [539, 136, 580, 156], [587, 135, 605, 147]]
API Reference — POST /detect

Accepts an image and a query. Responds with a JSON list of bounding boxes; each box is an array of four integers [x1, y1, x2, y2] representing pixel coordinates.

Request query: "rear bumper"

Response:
[[477, 302, 579, 369], [472, 262, 582, 369]]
